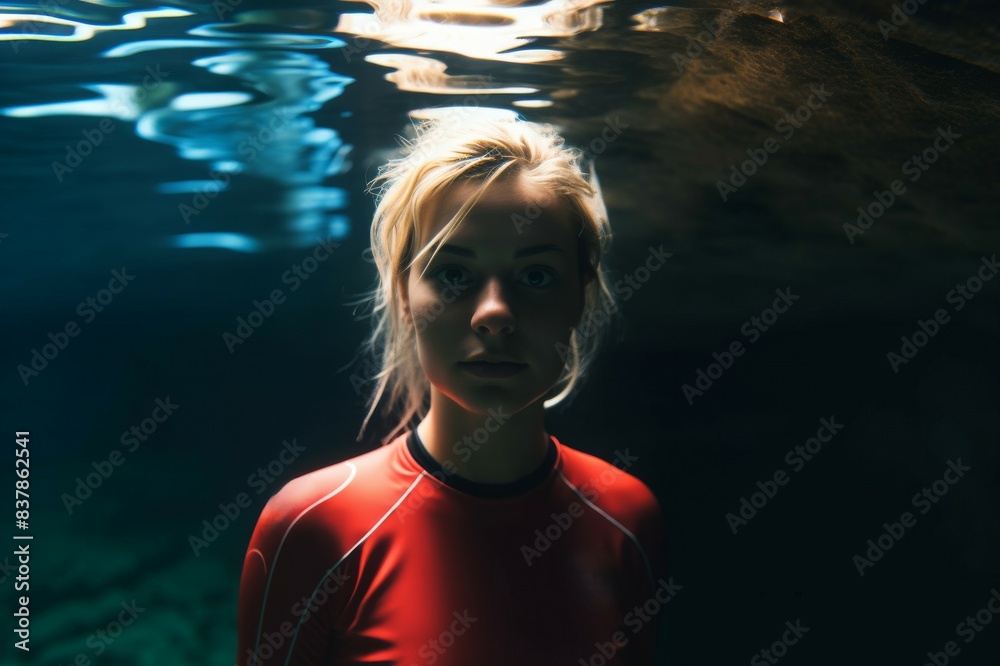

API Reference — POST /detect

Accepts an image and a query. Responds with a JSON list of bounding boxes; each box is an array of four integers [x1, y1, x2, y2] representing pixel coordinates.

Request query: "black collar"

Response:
[[407, 428, 557, 498]]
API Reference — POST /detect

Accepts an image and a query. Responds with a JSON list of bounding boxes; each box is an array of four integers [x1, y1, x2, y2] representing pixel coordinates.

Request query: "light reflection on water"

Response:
[[335, 0, 610, 63], [2, 7, 357, 252], [0, 7, 192, 46], [2, 0, 982, 327], [0, 0, 634, 254], [145, 50, 354, 249]]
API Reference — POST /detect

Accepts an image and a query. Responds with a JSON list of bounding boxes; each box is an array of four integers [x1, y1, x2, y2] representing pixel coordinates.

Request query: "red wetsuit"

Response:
[[236, 429, 668, 666]]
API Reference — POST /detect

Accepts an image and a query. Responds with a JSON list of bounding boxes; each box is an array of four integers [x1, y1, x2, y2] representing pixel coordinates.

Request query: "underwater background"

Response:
[[1, 0, 998, 664]]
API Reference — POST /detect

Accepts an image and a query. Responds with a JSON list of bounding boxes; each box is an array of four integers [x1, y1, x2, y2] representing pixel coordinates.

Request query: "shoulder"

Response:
[[556, 440, 663, 527], [555, 438, 668, 582], [253, 442, 400, 548]]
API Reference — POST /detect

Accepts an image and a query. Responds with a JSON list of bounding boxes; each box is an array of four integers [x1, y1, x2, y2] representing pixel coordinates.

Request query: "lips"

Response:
[[459, 361, 524, 367], [462, 354, 524, 364], [458, 360, 527, 378]]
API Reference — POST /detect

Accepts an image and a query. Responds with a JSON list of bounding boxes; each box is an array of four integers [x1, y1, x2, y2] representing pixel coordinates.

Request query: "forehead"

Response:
[[420, 174, 576, 250]]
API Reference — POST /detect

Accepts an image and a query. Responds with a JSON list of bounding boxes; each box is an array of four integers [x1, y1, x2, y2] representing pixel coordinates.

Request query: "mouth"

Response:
[[458, 361, 527, 378]]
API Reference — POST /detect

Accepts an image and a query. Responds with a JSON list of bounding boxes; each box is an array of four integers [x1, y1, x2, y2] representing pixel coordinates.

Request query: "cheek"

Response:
[[409, 286, 464, 350], [411, 298, 444, 334], [525, 310, 575, 363]]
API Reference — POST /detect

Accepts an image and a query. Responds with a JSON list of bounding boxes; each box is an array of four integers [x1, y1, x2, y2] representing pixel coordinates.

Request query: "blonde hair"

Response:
[[346, 111, 620, 446]]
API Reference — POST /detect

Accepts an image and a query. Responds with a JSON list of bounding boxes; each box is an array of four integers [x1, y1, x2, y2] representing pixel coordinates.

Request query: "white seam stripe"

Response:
[[556, 470, 656, 591], [283, 472, 429, 666], [252, 463, 357, 659]]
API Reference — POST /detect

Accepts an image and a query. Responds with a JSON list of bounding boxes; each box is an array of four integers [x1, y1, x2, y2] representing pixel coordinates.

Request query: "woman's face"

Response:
[[400, 173, 587, 415]]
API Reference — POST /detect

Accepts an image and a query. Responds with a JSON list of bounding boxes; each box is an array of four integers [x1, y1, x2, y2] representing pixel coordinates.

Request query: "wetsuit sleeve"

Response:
[[622, 489, 669, 665], [236, 483, 346, 666]]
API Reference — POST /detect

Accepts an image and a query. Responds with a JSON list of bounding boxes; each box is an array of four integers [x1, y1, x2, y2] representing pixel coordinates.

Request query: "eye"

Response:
[[519, 267, 555, 289], [430, 266, 470, 288], [429, 265, 556, 289]]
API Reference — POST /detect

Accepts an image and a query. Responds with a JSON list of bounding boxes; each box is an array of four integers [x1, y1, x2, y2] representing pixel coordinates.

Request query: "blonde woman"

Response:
[[236, 113, 668, 665]]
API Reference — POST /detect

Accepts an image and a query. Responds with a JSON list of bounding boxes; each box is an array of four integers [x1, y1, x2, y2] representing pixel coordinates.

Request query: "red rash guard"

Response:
[[236, 429, 669, 666]]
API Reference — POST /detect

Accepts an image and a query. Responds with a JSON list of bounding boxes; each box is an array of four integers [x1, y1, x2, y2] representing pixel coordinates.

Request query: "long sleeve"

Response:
[[619, 487, 670, 665], [235, 484, 347, 666]]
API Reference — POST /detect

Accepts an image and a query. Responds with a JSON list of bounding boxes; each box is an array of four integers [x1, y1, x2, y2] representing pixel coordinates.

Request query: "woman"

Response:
[[236, 112, 668, 665]]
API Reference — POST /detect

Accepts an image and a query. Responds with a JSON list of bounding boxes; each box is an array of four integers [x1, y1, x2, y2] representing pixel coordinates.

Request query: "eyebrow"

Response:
[[437, 243, 568, 259]]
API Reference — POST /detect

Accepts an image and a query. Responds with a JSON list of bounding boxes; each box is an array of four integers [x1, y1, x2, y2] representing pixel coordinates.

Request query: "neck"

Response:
[[416, 389, 550, 484]]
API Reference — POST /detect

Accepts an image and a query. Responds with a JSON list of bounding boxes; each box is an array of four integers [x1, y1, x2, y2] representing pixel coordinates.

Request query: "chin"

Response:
[[440, 382, 532, 415]]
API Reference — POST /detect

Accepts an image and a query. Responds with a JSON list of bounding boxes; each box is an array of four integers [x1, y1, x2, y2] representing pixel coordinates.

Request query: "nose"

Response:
[[470, 278, 516, 336]]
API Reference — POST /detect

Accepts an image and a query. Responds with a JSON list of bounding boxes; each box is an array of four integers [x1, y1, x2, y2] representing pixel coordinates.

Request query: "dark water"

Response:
[[1, 0, 998, 664]]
